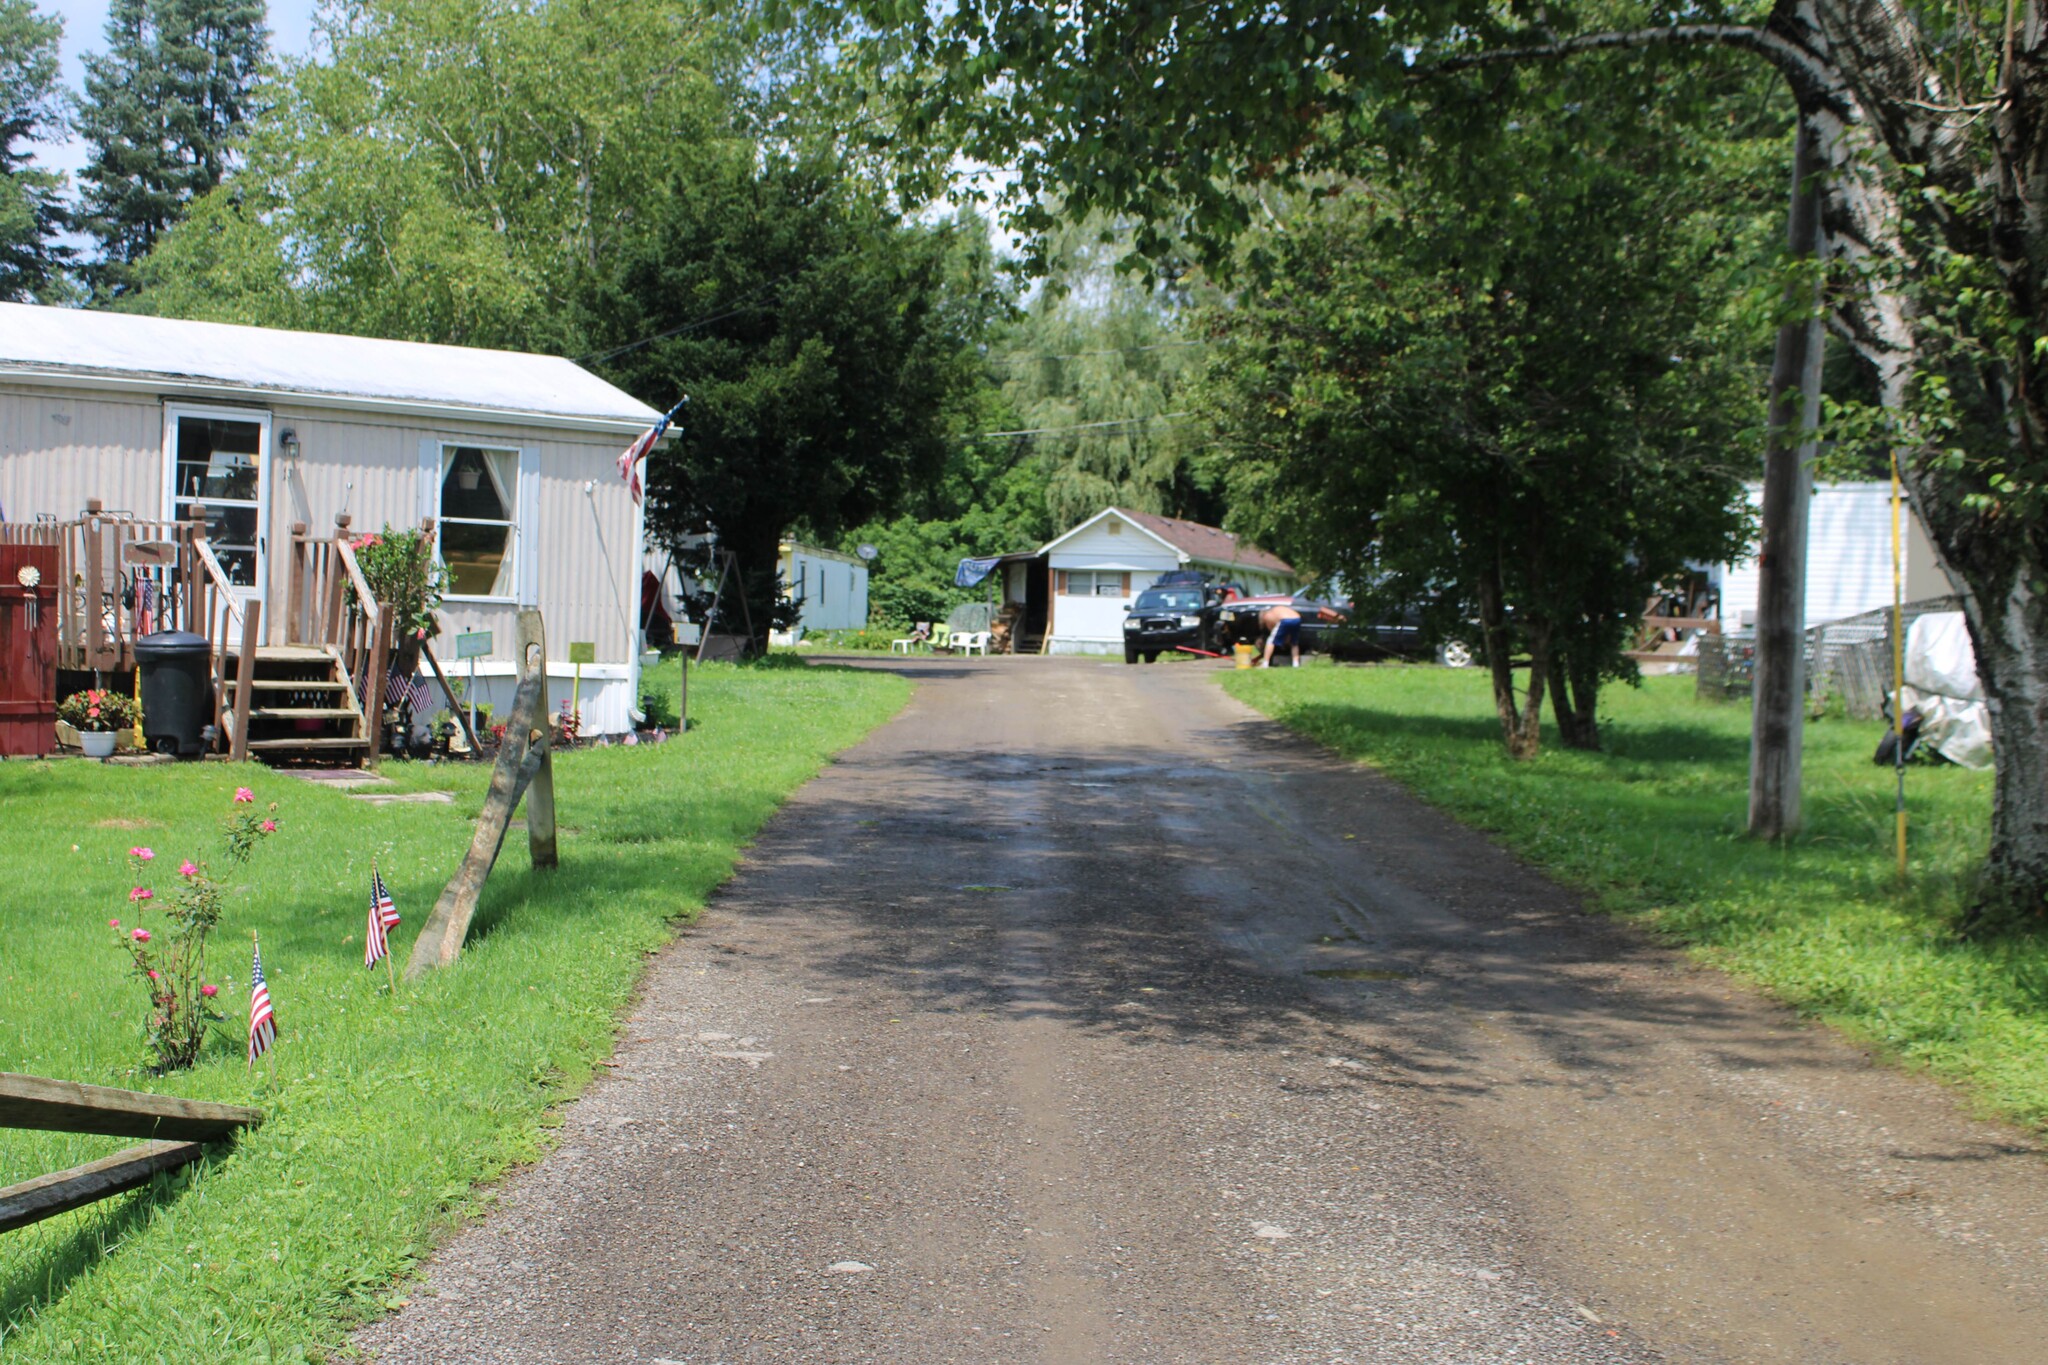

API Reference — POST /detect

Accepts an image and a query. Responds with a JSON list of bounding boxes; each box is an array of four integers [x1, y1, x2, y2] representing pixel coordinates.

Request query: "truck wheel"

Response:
[[1144, 651, 1159, 663], [1125, 646, 1140, 664], [1437, 640, 1476, 668]]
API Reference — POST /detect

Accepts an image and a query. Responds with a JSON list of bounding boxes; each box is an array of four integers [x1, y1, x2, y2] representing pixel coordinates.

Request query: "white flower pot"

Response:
[[80, 730, 118, 758]]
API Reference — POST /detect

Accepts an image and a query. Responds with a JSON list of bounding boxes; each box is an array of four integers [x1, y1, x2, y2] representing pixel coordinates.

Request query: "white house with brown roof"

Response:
[[1031, 507, 1296, 655]]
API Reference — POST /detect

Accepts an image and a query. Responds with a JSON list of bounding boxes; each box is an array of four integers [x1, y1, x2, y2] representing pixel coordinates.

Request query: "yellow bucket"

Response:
[[1233, 643, 1257, 670]]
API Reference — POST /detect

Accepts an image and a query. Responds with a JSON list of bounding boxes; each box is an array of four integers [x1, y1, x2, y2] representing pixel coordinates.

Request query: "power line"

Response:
[[575, 273, 799, 367], [965, 412, 1194, 440]]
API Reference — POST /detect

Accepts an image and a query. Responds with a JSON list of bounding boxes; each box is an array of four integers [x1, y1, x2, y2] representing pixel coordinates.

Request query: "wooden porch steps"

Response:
[[221, 644, 372, 765]]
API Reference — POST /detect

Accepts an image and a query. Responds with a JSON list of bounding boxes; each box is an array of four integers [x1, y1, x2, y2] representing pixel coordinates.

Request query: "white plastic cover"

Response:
[[1898, 612, 1991, 768]]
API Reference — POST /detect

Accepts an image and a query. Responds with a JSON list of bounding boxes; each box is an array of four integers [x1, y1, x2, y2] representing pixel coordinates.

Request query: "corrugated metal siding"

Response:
[[0, 386, 161, 521], [1720, 482, 1948, 628], [0, 385, 641, 666], [285, 407, 639, 663]]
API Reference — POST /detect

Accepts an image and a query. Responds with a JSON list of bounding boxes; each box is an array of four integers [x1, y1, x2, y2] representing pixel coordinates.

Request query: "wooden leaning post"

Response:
[[0, 1073, 263, 1234], [405, 609, 558, 980]]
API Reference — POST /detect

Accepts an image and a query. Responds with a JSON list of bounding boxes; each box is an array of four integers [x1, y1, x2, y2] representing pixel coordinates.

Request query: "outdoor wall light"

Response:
[[279, 428, 301, 461]]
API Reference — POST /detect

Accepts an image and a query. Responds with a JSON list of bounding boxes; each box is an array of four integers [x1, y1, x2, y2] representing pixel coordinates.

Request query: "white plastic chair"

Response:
[[957, 631, 990, 656], [891, 623, 931, 654]]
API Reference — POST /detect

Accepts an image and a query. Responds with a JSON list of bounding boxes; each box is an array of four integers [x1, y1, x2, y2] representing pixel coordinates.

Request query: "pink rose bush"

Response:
[[113, 794, 281, 1072]]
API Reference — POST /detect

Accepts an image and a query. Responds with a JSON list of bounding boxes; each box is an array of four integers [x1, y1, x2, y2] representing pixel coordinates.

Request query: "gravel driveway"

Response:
[[359, 656, 2048, 1364]]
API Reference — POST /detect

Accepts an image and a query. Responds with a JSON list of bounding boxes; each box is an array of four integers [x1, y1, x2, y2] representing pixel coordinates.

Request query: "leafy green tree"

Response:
[[0, 0, 69, 301], [591, 159, 1007, 648], [824, 0, 2048, 919], [133, 0, 734, 344], [1200, 66, 1767, 757], [75, 0, 268, 296], [992, 221, 1217, 528]]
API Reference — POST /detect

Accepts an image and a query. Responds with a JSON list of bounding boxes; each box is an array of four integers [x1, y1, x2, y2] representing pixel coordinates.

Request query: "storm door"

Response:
[[162, 405, 272, 606]]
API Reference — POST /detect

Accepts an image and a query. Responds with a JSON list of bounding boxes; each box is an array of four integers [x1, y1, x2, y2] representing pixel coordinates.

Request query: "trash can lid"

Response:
[[133, 630, 213, 658]]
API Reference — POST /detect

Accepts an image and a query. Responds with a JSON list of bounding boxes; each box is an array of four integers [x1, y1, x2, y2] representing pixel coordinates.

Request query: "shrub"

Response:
[[351, 525, 447, 643], [639, 687, 680, 729], [112, 790, 280, 1072]]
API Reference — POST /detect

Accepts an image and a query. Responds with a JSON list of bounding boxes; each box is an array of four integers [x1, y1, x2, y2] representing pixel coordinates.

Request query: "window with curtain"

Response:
[[438, 445, 519, 597]]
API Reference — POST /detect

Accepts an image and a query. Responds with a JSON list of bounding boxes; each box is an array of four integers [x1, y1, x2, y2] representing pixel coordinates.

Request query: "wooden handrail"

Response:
[[190, 528, 256, 757], [334, 535, 382, 635], [190, 537, 246, 632]]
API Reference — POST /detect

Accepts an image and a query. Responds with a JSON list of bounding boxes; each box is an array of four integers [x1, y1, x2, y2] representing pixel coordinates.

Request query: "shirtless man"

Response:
[[1258, 602, 1303, 668]]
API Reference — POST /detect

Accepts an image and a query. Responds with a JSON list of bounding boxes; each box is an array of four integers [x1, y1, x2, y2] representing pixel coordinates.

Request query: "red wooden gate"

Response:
[[0, 545, 58, 757]]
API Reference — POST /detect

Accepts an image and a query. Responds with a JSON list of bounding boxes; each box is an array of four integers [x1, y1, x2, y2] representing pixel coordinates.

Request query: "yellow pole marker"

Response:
[[1892, 449, 1908, 882]]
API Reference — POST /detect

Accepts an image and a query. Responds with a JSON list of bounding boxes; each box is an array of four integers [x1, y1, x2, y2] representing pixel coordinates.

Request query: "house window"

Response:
[[1060, 570, 1130, 597], [438, 445, 519, 597]]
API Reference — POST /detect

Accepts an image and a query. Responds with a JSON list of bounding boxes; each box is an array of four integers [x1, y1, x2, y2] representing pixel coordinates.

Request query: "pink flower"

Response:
[[132, 928, 150, 943], [87, 705, 100, 718], [233, 787, 255, 804], [179, 860, 199, 877], [129, 847, 154, 861], [147, 969, 160, 981], [128, 886, 153, 903], [200, 984, 218, 999], [260, 819, 277, 833], [109, 918, 120, 928]]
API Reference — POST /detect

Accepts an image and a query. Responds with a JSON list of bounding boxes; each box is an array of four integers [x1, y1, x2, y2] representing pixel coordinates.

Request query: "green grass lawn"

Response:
[[0, 658, 907, 1363], [1223, 665, 2048, 1129]]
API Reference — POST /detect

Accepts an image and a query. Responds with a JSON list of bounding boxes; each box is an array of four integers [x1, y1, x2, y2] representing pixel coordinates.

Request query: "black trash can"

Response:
[[134, 631, 215, 758]]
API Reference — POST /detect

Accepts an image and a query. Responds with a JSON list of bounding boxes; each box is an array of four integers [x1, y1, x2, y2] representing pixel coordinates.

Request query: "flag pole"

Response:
[[377, 858, 398, 995], [1891, 448, 1908, 882], [248, 930, 260, 1077]]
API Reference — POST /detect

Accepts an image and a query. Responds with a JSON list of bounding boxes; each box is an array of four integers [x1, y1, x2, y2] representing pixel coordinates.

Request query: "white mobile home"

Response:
[[1717, 481, 1954, 629], [1028, 508, 1296, 655], [0, 303, 668, 751], [780, 541, 869, 632]]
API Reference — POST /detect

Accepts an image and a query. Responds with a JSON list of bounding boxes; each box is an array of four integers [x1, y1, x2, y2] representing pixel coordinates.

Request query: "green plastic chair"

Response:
[[929, 623, 953, 651]]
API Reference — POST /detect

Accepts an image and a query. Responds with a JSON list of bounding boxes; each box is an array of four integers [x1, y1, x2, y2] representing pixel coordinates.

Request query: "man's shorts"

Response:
[[1269, 618, 1303, 649]]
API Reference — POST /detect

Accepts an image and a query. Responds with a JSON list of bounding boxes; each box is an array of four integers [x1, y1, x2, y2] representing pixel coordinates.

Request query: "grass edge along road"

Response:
[[0, 658, 908, 1363], [1222, 666, 2048, 1132]]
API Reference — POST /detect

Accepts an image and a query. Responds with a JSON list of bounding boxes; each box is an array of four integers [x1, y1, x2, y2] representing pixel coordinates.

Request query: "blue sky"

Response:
[[38, 1, 323, 177]]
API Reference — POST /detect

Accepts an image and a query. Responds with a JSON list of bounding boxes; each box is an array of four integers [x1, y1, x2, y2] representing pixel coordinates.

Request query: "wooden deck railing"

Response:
[[288, 514, 390, 763], [40, 503, 198, 672], [189, 526, 259, 763]]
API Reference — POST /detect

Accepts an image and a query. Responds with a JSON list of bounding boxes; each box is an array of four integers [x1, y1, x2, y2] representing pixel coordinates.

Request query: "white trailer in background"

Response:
[[1717, 481, 1953, 629]]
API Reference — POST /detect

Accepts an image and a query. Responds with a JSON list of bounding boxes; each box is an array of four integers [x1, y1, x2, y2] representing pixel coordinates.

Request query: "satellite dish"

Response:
[[856, 544, 878, 561]]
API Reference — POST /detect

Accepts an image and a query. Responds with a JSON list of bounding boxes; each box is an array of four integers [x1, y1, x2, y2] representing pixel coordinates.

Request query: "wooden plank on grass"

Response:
[[0, 1073, 263, 1142], [0, 1141, 205, 1233]]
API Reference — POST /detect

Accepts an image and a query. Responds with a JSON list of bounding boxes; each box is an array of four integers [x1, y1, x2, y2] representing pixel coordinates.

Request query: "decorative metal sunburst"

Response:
[[15, 565, 39, 588]]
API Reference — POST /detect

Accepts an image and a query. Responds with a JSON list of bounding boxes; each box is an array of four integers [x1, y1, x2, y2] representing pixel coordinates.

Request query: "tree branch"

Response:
[[1413, 24, 1850, 114]]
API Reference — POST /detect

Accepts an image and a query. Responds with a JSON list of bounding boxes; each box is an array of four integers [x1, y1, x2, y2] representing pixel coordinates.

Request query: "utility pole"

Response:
[[1748, 118, 1826, 840]]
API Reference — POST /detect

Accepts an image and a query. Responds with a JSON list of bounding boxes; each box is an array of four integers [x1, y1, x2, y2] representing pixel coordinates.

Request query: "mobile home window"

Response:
[[1059, 570, 1129, 597], [438, 445, 519, 598]]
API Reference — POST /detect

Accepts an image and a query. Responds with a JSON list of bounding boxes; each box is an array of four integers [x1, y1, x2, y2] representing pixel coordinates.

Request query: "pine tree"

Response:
[[75, 0, 266, 296], [0, 0, 70, 301]]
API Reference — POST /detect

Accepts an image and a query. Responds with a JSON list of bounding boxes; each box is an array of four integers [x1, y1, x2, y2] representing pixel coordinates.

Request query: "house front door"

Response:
[[162, 404, 272, 609]]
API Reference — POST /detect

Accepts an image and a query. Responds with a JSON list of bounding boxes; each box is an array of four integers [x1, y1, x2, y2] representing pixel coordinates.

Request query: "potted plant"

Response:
[[60, 688, 139, 758]]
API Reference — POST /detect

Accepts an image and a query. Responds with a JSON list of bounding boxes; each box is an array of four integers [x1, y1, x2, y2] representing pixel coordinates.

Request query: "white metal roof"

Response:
[[0, 302, 664, 435]]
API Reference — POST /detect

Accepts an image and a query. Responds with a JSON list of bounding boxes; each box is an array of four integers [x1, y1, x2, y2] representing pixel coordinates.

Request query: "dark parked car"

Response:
[[1218, 593, 1477, 665], [1122, 581, 1221, 662]]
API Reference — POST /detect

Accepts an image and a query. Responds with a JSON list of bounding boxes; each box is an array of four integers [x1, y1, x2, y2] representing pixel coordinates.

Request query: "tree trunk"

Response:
[[1547, 650, 1602, 750], [1477, 566, 1550, 758]]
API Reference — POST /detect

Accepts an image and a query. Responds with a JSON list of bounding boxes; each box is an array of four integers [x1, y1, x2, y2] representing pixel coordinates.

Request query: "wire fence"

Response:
[[1695, 596, 1963, 719]]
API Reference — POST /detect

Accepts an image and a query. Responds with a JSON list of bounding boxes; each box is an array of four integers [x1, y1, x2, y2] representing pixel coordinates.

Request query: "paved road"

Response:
[[362, 656, 2048, 1364]]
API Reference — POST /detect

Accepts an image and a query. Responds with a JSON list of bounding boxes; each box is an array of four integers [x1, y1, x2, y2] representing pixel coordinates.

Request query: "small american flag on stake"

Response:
[[366, 862, 400, 968], [248, 934, 277, 1065], [617, 396, 686, 505]]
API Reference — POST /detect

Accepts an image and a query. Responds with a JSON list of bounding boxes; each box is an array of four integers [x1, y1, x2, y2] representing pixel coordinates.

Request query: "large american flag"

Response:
[[617, 397, 687, 505], [365, 864, 400, 968], [248, 937, 277, 1063]]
